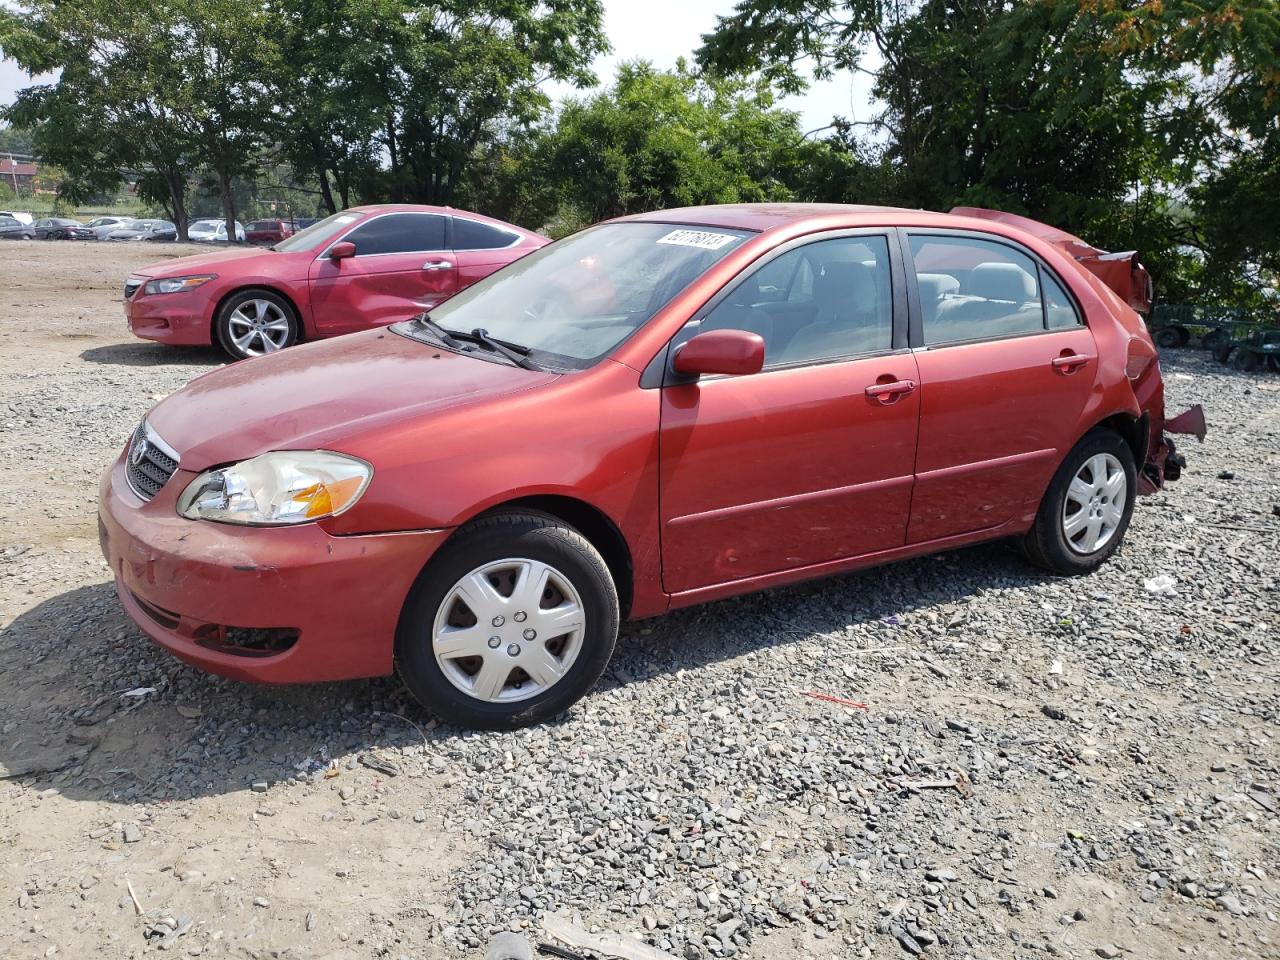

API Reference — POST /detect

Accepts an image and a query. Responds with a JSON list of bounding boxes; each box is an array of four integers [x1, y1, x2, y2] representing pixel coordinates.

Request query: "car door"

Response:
[[658, 232, 920, 595], [308, 212, 457, 336], [903, 230, 1100, 543], [451, 215, 527, 289]]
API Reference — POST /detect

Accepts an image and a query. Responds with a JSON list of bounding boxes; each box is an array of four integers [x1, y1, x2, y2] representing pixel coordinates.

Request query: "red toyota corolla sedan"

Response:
[[123, 204, 547, 360], [99, 204, 1204, 728]]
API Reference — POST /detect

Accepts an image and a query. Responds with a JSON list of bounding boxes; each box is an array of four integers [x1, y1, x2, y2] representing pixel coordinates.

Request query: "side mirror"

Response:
[[672, 329, 765, 378], [329, 240, 356, 261]]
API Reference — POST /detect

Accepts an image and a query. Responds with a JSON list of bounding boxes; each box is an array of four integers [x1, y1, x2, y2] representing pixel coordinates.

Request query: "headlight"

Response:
[[144, 274, 216, 295], [176, 451, 372, 525]]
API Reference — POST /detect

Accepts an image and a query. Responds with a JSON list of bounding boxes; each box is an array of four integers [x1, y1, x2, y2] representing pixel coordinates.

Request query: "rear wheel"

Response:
[[1021, 429, 1136, 575], [1154, 326, 1183, 349], [395, 511, 619, 729], [1232, 349, 1260, 372], [215, 288, 299, 360]]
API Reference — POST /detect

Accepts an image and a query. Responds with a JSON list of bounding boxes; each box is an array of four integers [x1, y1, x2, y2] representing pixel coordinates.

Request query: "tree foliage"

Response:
[[698, 0, 1280, 305]]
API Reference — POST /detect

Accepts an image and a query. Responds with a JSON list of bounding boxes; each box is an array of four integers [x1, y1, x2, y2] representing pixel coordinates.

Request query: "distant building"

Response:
[[1, 157, 38, 193]]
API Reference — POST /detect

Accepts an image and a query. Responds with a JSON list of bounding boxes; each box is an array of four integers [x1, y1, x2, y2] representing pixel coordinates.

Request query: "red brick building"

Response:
[[1, 158, 38, 193]]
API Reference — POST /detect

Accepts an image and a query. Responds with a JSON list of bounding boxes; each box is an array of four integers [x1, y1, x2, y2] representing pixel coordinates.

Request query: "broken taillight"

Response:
[[1125, 336, 1158, 380]]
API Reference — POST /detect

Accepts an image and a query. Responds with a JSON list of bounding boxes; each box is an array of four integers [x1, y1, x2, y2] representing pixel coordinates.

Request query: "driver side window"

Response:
[[343, 213, 446, 256], [698, 235, 894, 367]]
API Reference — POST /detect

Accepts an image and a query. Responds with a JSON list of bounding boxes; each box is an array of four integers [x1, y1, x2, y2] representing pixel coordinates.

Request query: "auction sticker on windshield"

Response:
[[656, 229, 739, 250]]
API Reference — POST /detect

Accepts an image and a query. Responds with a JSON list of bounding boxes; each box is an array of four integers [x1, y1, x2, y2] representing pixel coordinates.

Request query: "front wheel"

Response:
[[395, 511, 619, 729], [215, 288, 299, 360], [1021, 429, 1136, 575]]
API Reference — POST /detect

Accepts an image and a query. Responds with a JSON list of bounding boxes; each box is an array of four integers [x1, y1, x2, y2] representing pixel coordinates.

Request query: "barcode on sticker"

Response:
[[656, 229, 737, 250]]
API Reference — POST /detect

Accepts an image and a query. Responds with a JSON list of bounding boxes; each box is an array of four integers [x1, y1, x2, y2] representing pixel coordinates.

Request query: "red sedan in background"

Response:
[[100, 203, 1204, 729], [243, 218, 298, 245], [124, 204, 547, 360]]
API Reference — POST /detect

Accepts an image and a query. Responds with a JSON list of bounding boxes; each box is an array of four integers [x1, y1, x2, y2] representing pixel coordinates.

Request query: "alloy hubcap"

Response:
[[228, 299, 290, 355], [1062, 453, 1126, 554], [432, 558, 586, 703]]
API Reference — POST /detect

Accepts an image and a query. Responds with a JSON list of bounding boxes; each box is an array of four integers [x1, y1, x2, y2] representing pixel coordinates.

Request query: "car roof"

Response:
[[616, 203, 916, 232]]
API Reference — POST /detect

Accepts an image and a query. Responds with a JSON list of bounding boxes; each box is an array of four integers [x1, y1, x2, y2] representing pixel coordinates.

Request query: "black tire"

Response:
[[1154, 327, 1182, 349], [1020, 428, 1137, 575], [1212, 342, 1234, 364], [395, 511, 619, 729], [1201, 329, 1225, 350], [1232, 349, 1260, 372], [214, 288, 299, 361]]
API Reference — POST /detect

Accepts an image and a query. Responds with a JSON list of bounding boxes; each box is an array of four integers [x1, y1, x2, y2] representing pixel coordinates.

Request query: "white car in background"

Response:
[[0, 210, 35, 226], [187, 218, 246, 243], [84, 215, 136, 240]]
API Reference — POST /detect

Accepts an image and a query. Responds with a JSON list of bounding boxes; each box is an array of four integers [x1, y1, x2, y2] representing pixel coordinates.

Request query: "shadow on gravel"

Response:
[[80, 342, 226, 367], [0, 542, 1048, 806]]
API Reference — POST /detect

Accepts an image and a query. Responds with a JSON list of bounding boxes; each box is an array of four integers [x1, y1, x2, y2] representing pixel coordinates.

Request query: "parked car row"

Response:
[[103, 201, 1206, 728], [4, 213, 319, 243]]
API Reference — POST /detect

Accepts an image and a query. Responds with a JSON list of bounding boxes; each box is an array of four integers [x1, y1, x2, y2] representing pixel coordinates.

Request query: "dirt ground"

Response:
[[0, 241, 1276, 960]]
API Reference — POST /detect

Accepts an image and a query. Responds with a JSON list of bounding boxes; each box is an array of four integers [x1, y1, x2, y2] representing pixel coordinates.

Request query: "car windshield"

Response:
[[273, 210, 362, 251], [189, 220, 218, 233], [398, 222, 752, 370]]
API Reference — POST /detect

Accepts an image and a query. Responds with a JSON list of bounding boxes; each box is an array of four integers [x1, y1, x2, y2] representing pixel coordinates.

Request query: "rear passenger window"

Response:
[[453, 217, 518, 250], [345, 213, 446, 255], [910, 236, 1043, 345], [1042, 270, 1081, 329], [699, 235, 894, 367]]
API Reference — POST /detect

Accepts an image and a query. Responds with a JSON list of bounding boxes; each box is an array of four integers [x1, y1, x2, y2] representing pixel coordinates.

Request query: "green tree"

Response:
[[698, 0, 1280, 304], [526, 61, 828, 224]]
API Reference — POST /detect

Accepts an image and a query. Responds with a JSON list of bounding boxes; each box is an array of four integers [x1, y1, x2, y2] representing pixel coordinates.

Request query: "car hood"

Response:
[[145, 328, 557, 471], [133, 246, 280, 278]]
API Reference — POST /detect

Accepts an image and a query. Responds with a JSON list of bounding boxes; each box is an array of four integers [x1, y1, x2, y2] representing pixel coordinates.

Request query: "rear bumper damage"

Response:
[[1142, 404, 1206, 493]]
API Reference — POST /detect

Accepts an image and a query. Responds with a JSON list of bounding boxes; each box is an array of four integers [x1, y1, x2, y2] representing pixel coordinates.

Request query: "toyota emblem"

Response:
[[131, 437, 149, 466]]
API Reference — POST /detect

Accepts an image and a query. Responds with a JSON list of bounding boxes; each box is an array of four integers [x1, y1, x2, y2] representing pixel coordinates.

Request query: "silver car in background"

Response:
[[105, 219, 177, 242], [84, 216, 138, 240]]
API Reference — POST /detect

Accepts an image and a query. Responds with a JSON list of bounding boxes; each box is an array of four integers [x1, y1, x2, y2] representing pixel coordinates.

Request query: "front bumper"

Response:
[[125, 291, 217, 346], [98, 457, 449, 683]]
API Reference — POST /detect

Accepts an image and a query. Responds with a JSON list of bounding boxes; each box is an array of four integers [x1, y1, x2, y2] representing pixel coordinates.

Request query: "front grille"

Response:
[[123, 278, 144, 299], [125, 422, 179, 501]]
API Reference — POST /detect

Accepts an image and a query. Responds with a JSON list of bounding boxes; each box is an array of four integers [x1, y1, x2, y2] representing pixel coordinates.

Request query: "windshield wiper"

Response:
[[453, 327, 540, 370], [412, 313, 466, 350]]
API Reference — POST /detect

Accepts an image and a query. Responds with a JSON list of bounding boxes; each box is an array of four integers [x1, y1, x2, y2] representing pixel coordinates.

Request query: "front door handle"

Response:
[[422, 260, 453, 272], [1051, 352, 1094, 373], [864, 379, 917, 404]]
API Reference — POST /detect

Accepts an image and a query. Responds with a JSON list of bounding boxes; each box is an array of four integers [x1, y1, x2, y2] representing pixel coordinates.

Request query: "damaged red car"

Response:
[[99, 204, 1203, 729], [123, 204, 547, 360]]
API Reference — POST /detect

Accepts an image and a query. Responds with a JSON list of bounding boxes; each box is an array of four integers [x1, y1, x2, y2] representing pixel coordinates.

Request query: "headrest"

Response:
[[814, 261, 875, 303], [916, 272, 960, 301], [970, 262, 1037, 302]]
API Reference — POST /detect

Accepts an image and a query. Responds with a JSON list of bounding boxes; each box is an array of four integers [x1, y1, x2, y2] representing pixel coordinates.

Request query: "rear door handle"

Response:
[[864, 379, 917, 403], [1051, 352, 1094, 372], [422, 260, 453, 271]]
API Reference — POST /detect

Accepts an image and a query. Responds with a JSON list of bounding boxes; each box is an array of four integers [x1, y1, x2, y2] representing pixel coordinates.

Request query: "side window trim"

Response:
[[641, 227, 907, 388], [901, 227, 1085, 350]]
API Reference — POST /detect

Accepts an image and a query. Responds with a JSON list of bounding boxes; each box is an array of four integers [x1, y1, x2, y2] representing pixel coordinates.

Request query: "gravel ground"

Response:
[[1, 242, 1277, 960]]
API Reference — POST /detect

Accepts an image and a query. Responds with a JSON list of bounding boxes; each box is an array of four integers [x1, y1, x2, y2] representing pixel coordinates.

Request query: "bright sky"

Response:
[[0, 0, 879, 143]]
